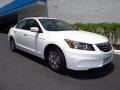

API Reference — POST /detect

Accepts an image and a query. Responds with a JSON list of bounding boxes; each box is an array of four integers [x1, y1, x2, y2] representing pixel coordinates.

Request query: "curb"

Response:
[[114, 50, 120, 55]]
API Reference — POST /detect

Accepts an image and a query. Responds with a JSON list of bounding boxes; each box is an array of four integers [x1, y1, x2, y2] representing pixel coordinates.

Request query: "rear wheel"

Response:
[[10, 38, 16, 51], [47, 48, 66, 73]]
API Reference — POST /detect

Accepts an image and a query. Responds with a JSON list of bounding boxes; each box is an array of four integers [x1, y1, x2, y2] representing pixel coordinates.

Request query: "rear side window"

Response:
[[16, 20, 27, 30]]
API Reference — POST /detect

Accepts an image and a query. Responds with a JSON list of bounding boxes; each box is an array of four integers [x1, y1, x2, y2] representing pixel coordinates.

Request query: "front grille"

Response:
[[96, 42, 112, 52]]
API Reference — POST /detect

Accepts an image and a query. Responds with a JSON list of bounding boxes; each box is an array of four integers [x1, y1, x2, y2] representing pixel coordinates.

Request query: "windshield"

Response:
[[39, 19, 76, 31]]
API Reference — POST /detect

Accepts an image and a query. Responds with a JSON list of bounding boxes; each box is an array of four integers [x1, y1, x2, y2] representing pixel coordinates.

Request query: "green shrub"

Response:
[[72, 22, 120, 44]]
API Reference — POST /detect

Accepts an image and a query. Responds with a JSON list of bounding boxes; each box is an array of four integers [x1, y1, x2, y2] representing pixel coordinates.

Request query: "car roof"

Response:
[[23, 17, 56, 20]]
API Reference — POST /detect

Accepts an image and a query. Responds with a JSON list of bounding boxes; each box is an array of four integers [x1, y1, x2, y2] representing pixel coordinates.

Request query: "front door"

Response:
[[22, 19, 42, 54]]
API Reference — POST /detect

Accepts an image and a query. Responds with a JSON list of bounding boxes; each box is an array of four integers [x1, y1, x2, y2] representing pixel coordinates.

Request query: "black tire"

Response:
[[10, 38, 16, 51], [47, 48, 66, 73]]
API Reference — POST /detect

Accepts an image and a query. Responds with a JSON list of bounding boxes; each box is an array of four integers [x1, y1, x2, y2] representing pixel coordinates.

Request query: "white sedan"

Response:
[[8, 17, 113, 72]]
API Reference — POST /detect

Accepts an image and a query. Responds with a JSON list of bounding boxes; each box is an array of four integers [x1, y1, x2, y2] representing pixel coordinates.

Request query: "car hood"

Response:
[[46, 30, 108, 44]]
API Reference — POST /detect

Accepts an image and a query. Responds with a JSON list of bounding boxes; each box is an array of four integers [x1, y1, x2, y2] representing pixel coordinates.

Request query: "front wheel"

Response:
[[10, 38, 16, 51], [47, 48, 66, 73]]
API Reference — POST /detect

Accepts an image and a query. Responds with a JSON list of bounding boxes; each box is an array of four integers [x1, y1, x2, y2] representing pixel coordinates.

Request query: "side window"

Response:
[[16, 20, 27, 29], [16, 19, 42, 32], [26, 19, 41, 31]]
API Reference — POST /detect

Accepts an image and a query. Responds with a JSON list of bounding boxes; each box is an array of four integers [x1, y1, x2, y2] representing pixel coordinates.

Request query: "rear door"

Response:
[[14, 19, 28, 48]]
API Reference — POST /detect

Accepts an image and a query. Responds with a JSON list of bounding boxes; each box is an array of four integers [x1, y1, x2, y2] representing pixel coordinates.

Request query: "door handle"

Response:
[[24, 34, 27, 36], [14, 31, 16, 33]]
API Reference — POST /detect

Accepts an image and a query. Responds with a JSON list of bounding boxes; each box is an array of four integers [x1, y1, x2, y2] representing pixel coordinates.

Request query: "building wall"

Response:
[[0, 0, 120, 23], [0, 0, 47, 30], [47, 0, 120, 23], [0, 0, 14, 8], [18, 2, 48, 19], [0, 0, 47, 16]]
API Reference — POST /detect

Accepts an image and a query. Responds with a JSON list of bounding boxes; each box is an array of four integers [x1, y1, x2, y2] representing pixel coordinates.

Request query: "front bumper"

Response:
[[65, 49, 113, 70]]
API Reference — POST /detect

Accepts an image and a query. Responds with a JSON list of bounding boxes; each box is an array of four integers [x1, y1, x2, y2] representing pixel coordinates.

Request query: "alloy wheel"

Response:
[[48, 50, 61, 70]]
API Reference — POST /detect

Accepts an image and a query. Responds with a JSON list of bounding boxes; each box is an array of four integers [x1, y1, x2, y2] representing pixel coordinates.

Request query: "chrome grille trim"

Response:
[[96, 42, 112, 52]]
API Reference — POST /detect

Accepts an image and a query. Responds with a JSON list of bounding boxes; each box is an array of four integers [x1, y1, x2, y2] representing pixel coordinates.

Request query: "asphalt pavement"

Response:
[[0, 33, 120, 90]]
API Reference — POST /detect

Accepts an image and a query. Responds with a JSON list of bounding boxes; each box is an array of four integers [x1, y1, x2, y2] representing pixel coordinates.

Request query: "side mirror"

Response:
[[30, 27, 39, 32]]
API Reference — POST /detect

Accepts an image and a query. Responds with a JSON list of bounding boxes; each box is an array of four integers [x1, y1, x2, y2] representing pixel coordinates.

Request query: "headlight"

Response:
[[65, 39, 95, 51]]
